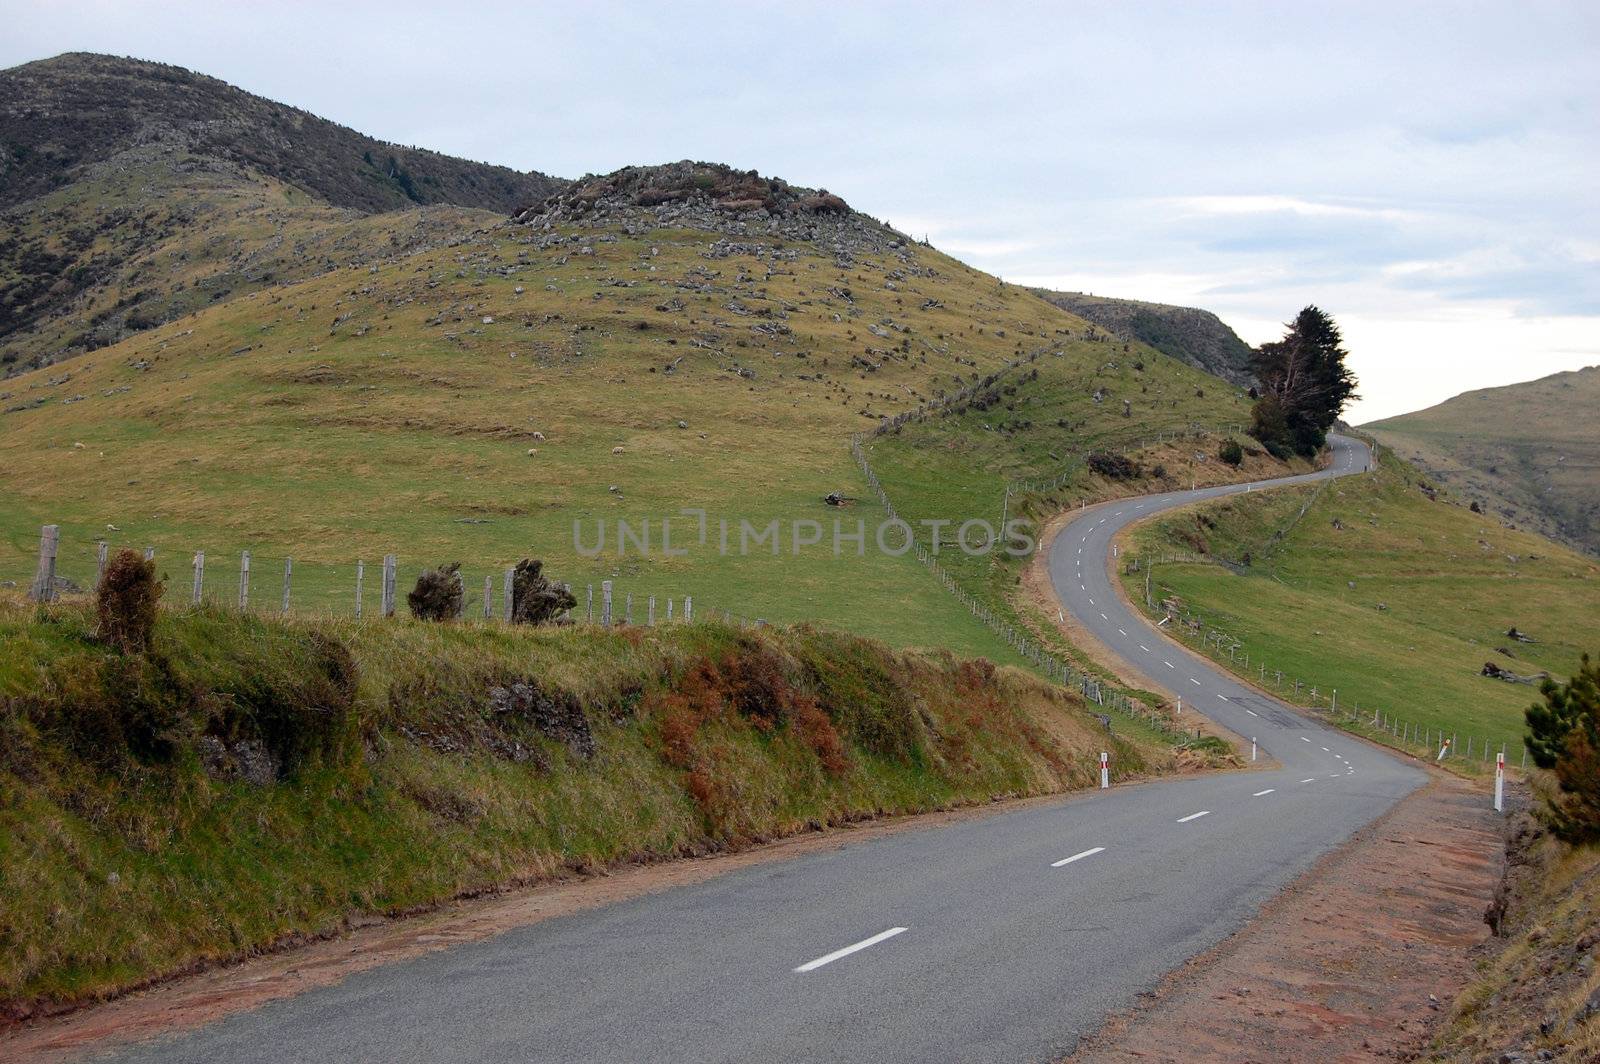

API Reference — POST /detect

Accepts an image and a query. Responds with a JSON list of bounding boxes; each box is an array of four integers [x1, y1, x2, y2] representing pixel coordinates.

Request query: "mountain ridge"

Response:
[[1032, 290, 1255, 387]]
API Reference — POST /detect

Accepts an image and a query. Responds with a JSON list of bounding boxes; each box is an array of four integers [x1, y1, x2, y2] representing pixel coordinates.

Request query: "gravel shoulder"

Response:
[[1065, 772, 1503, 1063]]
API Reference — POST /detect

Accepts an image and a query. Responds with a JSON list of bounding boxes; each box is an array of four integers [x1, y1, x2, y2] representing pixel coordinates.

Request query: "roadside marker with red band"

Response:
[[1099, 751, 1110, 790], [1494, 751, 1505, 813]]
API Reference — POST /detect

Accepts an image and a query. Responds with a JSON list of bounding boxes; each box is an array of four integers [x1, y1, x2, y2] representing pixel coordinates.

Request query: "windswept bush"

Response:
[[1087, 451, 1142, 480], [1218, 438, 1244, 467], [408, 562, 462, 621], [96, 548, 161, 652], [510, 558, 576, 625]]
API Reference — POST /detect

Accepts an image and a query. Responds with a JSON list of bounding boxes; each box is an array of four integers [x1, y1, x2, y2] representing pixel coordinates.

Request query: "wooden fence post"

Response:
[[455, 568, 465, 620], [586, 584, 594, 623], [648, 595, 656, 626], [625, 592, 632, 626], [96, 541, 108, 588], [355, 560, 365, 619], [562, 583, 572, 622], [502, 568, 515, 623], [484, 575, 493, 619], [29, 524, 59, 602], [601, 581, 613, 627], [667, 598, 674, 621], [282, 557, 293, 613], [192, 551, 205, 605], [238, 551, 251, 610], [382, 555, 396, 617], [143, 547, 155, 561], [685, 596, 693, 622]]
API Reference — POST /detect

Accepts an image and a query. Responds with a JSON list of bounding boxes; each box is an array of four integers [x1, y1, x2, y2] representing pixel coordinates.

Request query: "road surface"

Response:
[[99, 434, 1422, 1064]]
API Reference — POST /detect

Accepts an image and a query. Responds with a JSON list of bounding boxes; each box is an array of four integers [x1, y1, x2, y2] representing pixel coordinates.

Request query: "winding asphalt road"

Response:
[[95, 435, 1423, 1064]]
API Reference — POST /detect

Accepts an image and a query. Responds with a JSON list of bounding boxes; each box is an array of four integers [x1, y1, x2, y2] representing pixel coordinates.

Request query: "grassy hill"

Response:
[[1033, 290, 1256, 388], [0, 160, 1259, 670], [1365, 365, 1600, 557], [1117, 443, 1600, 763], [0, 53, 565, 374]]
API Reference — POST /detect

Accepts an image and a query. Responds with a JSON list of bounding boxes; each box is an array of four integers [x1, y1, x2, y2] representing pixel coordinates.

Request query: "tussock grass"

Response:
[[0, 596, 1164, 1019]]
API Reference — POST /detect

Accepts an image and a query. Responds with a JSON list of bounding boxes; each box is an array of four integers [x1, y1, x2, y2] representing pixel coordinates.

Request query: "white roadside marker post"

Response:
[[1251, 737, 1257, 762], [1099, 751, 1110, 790], [1494, 752, 1505, 813], [1436, 738, 1451, 762], [1175, 695, 1181, 716]]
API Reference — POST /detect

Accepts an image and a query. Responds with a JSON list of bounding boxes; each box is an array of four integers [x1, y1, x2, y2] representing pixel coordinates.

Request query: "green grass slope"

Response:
[[1365, 365, 1600, 557], [0, 597, 1168, 1018], [0, 167, 1251, 666], [1117, 444, 1600, 763]]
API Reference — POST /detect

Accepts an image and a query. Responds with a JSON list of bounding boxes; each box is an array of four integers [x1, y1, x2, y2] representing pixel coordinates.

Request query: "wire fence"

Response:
[[11, 523, 726, 633], [1131, 550, 1526, 773], [850, 426, 1241, 741]]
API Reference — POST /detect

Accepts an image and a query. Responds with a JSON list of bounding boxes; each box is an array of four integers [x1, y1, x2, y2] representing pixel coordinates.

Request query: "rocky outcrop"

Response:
[[512, 161, 916, 257]]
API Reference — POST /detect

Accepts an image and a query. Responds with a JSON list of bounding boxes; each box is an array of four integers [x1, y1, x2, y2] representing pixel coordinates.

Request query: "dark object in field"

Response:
[[823, 492, 857, 507], [1087, 451, 1142, 480], [1507, 626, 1537, 643], [96, 548, 161, 652], [1481, 660, 1548, 685], [408, 562, 462, 621], [510, 558, 576, 625]]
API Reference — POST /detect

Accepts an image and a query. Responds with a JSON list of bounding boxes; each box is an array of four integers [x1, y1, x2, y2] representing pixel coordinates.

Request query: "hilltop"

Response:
[[1033, 290, 1255, 387], [1365, 365, 1600, 556], [0, 146, 1255, 660], [0, 53, 566, 374]]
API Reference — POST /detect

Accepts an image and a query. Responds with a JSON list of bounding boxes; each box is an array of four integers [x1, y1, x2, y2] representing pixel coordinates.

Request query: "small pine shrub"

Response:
[[408, 563, 462, 621], [1219, 439, 1244, 467], [96, 548, 162, 652]]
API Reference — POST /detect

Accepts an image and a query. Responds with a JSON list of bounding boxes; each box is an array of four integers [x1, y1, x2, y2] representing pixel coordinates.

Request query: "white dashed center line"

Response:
[[1246, 709, 1258, 716], [1300, 737, 1312, 743], [1190, 678, 1201, 686], [1252, 789, 1275, 797], [1051, 847, 1106, 868], [1176, 811, 1211, 823], [1299, 778, 1317, 784], [1164, 661, 1175, 669], [1139, 645, 1150, 653], [794, 927, 908, 973]]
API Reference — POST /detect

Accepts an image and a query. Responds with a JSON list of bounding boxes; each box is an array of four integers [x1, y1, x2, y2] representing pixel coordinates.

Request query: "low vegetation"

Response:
[[1426, 809, 1600, 1063], [0, 592, 1166, 1019]]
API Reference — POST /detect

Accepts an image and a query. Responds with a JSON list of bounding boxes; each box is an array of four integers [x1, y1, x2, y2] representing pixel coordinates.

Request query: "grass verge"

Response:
[[0, 593, 1174, 1021]]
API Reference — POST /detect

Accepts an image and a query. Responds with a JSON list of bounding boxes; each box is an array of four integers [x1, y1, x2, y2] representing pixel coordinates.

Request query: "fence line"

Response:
[[1132, 550, 1524, 770], [851, 434, 1197, 738]]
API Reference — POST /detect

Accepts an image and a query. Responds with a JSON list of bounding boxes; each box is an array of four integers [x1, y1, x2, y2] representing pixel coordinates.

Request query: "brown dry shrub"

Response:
[[795, 699, 849, 774], [96, 548, 162, 653]]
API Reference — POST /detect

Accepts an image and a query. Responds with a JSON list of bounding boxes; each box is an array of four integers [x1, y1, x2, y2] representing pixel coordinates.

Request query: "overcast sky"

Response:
[[5, 0, 1597, 421]]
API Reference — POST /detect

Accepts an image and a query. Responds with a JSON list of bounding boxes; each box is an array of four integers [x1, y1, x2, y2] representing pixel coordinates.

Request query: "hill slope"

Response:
[[1033, 290, 1255, 387], [1365, 365, 1600, 556], [0, 53, 565, 374], [0, 158, 1253, 664]]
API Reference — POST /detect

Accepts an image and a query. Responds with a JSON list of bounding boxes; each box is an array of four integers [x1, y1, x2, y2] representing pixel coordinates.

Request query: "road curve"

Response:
[[93, 436, 1423, 1064]]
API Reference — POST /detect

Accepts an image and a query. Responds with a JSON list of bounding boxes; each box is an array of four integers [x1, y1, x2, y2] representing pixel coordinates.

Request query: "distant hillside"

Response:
[[1365, 366, 1600, 556], [0, 53, 565, 374], [0, 53, 561, 213], [1033, 291, 1255, 387]]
